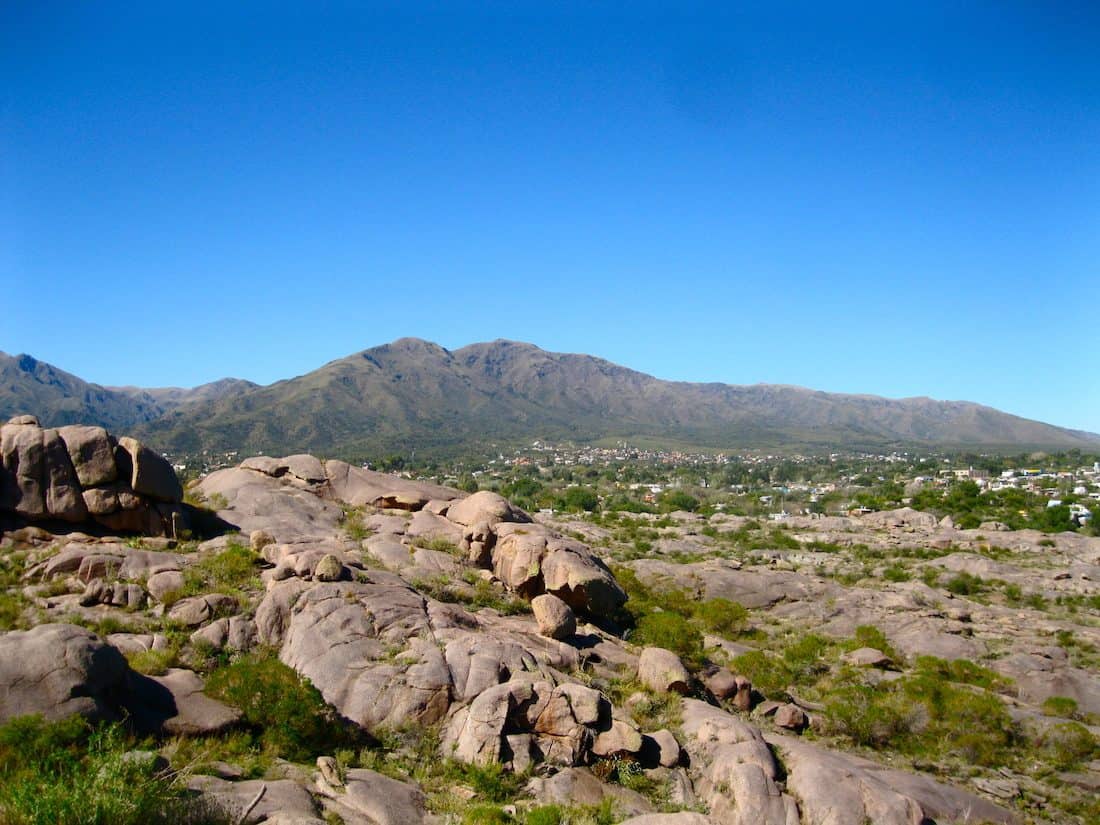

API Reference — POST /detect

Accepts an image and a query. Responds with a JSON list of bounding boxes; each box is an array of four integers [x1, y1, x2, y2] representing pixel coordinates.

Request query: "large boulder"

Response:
[[442, 678, 611, 768], [488, 523, 627, 620], [445, 490, 529, 527], [57, 425, 118, 487], [257, 576, 453, 731], [116, 436, 183, 502], [678, 700, 799, 825], [0, 420, 185, 536], [320, 768, 429, 825], [324, 460, 460, 511], [638, 647, 691, 694], [0, 624, 130, 722], [532, 593, 576, 640], [0, 420, 47, 517]]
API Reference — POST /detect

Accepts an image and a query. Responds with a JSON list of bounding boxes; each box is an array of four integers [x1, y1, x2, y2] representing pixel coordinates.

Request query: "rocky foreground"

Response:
[[0, 419, 1097, 824]]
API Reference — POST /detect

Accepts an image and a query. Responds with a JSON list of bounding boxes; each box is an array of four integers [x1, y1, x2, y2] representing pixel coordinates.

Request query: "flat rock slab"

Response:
[[188, 777, 320, 823], [325, 460, 460, 510], [765, 731, 1018, 825], [196, 467, 344, 542], [147, 668, 242, 735], [323, 768, 429, 825]]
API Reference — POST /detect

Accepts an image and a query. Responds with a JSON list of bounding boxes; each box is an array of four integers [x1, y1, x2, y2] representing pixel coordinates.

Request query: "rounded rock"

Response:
[[532, 593, 577, 640]]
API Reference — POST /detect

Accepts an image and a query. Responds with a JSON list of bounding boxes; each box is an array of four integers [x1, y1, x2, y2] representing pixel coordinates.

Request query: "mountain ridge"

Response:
[[2, 341, 1097, 456]]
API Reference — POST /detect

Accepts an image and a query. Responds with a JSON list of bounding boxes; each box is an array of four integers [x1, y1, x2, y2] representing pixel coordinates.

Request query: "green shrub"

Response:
[[632, 611, 703, 665], [175, 542, 261, 603], [693, 598, 748, 637], [945, 572, 986, 596], [524, 806, 564, 825], [560, 487, 599, 512], [824, 673, 1017, 764], [825, 684, 914, 748], [882, 565, 911, 582], [462, 805, 513, 824], [1034, 722, 1097, 770], [1042, 696, 1079, 719], [205, 651, 365, 761], [342, 506, 370, 540], [658, 491, 699, 513], [0, 590, 29, 631], [913, 656, 1011, 693], [847, 625, 898, 661], [730, 649, 785, 695], [0, 716, 226, 825]]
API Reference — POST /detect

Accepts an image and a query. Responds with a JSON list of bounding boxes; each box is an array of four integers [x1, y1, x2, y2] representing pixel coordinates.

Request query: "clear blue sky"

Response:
[[2, 2, 1098, 432]]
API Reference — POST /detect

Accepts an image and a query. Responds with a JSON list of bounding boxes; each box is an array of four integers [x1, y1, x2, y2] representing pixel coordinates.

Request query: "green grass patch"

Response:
[[205, 650, 366, 762], [0, 715, 227, 825]]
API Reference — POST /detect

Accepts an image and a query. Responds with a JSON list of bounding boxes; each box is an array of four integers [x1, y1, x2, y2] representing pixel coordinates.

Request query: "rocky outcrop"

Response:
[[255, 574, 583, 740], [0, 416, 186, 536], [201, 453, 627, 623], [442, 678, 615, 768]]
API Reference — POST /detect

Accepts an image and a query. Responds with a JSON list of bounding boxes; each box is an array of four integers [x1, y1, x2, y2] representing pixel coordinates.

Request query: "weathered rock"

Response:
[[704, 667, 737, 699], [618, 816, 714, 825], [638, 647, 691, 694], [322, 768, 429, 825], [116, 436, 182, 502], [649, 729, 683, 768], [191, 616, 256, 653], [540, 539, 627, 618], [196, 466, 344, 542], [845, 647, 893, 668], [444, 678, 610, 768], [678, 700, 799, 825], [57, 425, 117, 487], [532, 593, 576, 640], [766, 732, 1017, 825], [147, 569, 185, 602], [188, 777, 321, 823], [168, 593, 238, 627], [446, 490, 528, 527], [406, 509, 464, 545], [527, 768, 654, 818], [488, 523, 627, 620], [259, 577, 452, 732], [312, 553, 346, 582], [773, 704, 807, 732], [1, 422, 47, 517], [42, 428, 88, 521], [144, 668, 242, 735], [446, 680, 535, 765], [325, 460, 459, 510], [250, 529, 276, 551], [592, 718, 644, 757], [0, 624, 130, 722], [82, 485, 120, 515]]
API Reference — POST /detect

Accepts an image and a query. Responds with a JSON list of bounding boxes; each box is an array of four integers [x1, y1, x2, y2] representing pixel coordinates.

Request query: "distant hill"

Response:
[[108, 378, 260, 412], [3, 340, 1097, 456], [0, 351, 253, 431], [139, 338, 1100, 456]]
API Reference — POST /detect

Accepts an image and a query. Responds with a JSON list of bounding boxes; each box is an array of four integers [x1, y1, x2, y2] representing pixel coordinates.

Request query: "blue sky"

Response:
[[2, 2, 1098, 432]]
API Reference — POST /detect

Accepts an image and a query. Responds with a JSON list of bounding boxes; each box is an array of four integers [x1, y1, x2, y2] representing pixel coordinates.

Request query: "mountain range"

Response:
[[2, 341, 1097, 458]]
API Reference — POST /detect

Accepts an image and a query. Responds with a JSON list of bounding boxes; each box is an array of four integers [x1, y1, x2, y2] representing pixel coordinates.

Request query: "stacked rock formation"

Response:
[[0, 415, 186, 536]]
